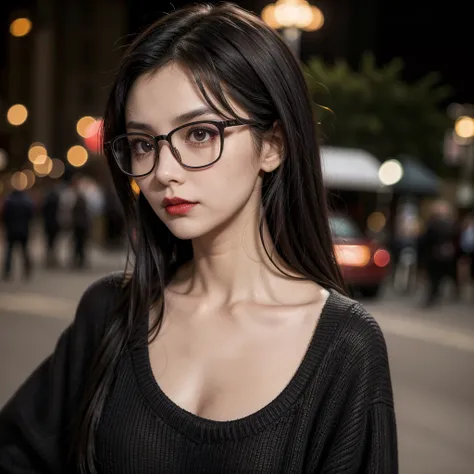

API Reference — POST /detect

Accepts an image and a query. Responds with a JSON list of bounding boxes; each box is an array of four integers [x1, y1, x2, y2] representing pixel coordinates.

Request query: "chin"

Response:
[[163, 219, 211, 241]]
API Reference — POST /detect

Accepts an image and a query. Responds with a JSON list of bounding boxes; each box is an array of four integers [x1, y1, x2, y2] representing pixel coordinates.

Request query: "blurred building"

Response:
[[2, 0, 126, 182]]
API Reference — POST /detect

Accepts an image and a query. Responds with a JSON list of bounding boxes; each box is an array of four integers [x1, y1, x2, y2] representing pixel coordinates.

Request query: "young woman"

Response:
[[0, 3, 398, 473]]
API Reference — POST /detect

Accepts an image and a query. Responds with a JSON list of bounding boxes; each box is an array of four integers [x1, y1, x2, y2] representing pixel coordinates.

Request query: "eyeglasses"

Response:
[[105, 119, 258, 178]]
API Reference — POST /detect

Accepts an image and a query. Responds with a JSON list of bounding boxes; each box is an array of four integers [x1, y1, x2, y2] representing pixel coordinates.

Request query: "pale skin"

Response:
[[126, 62, 329, 421]]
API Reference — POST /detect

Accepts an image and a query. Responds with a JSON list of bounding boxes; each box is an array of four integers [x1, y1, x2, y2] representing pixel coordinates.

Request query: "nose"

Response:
[[153, 141, 185, 186]]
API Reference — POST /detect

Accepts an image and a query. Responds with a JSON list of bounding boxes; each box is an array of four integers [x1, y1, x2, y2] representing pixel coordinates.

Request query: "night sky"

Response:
[[129, 0, 474, 106], [0, 0, 472, 105]]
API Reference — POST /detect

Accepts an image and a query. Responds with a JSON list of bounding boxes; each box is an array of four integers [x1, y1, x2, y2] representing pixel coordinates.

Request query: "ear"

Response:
[[260, 121, 284, 173]]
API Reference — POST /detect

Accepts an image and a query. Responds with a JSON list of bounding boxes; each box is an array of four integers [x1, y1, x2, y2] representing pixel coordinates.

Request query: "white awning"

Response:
[[320, 146, 384, 191]]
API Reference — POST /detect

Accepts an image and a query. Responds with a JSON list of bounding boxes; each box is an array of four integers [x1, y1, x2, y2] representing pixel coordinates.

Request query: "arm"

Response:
[[318, 304, 398, 474], [360, 402, 398, 474], [0, 275, 121, 473]]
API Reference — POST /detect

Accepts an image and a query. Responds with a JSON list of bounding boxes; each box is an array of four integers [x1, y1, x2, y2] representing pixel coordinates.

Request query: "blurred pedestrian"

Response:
[[41, 183, 62, 268], [459, 212, 474, 292], [1, 189, 34, 280], [70, 178, 90, 269], [418, 200, 459, 306]]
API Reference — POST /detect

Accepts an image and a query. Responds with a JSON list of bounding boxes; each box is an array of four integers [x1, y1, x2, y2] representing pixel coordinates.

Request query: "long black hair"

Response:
[[73, 3, 346, 472]]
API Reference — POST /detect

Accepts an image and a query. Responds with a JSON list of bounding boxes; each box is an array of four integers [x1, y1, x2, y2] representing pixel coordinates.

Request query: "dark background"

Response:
[[0, 0, 472, 104]]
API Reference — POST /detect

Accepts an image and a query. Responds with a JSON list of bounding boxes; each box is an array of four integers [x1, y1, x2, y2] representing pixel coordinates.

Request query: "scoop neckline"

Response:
[[130, 288, 340, 443]]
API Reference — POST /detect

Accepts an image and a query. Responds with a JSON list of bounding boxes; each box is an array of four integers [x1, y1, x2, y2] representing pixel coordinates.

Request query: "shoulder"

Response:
[[78, 271, 125, 305], [326, 290, 394, 405], [324, 291, 390, 374], [327, 290, 386, 350], [74, 272, 126, 335]]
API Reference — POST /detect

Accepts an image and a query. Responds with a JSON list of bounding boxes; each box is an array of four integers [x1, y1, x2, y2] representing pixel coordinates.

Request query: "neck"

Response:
[[183, 205, 295, 306]]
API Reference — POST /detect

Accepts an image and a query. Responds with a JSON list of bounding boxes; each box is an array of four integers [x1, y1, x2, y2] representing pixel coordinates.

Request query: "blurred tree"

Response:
[[304, 53, 452, 173]]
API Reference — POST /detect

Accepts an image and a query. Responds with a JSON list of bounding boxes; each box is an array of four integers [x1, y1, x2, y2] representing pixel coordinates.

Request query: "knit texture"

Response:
[[0, 275, 398, 473]]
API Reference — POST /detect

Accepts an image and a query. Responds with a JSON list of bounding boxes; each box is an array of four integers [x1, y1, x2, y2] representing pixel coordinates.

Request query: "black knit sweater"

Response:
[[0, 275, 398, 473]]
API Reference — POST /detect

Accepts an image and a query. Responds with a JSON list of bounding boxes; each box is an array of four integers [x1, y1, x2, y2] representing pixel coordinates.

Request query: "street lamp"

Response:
[[262, 0, 324, 57], [453, 114, 474, 207]]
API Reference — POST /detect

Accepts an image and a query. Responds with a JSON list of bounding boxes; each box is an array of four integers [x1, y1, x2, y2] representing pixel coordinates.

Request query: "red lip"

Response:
[[162, 197, 196, 207]]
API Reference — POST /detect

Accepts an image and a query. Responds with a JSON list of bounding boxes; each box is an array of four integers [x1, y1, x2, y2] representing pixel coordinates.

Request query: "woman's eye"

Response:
[[131, 140, 153, 154], [187, 128, 218, 144]]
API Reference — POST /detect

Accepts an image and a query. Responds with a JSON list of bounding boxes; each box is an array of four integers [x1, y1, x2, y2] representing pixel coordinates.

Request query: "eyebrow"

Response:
[[126, 106, 220, 133], [171, 106, 220, 126]]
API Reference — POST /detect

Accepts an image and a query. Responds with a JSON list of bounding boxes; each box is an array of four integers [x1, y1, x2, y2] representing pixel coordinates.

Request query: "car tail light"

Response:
[[374, 249, 391, 267], [334, 244, 371, 267]]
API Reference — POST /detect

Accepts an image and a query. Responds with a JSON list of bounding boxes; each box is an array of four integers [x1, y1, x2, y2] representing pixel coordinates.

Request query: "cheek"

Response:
[[204, 149, 261, 206]]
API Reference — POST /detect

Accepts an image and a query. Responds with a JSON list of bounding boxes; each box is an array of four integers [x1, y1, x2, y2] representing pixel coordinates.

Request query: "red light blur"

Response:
[[374, 249, 390, 267], [83, 119, 103, 154]]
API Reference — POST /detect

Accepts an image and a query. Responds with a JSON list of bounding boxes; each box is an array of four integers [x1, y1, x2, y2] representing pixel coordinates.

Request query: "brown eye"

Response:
[[130, 139, 154, 156], [186, 127, 218, 145]]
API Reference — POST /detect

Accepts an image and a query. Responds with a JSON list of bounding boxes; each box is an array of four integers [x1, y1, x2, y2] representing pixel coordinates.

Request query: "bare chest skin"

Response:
[[148, 287, 329, 421]]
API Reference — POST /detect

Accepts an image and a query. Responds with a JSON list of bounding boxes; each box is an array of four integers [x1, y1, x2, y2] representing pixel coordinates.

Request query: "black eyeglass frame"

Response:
[[104, 118, 259, 178]]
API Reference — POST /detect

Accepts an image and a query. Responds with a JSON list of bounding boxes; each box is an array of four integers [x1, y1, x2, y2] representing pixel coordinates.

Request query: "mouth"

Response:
[[162, 197, 198, 216]]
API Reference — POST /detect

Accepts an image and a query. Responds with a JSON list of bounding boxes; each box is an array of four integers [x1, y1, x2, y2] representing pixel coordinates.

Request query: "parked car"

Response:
[[329, 214, 391, 298]]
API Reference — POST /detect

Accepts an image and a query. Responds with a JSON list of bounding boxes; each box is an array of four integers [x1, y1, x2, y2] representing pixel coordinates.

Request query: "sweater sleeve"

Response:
[[360, 402, 398, 474], [317, 303, 398, 474], [0, 274, 122, 473]]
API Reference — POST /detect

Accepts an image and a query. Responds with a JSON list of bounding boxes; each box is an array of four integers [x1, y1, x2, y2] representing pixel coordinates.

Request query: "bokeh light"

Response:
[[33, 156, 53, 176], [262, 1, 324, 31], [367, 212, 387, 233], [454, 116, 474, 139], [305, 6, 324, 31], [9, 18, 32, 37], [49, 158, 65, 179], [374, 249, 391, 268], [76, 116, 96, 138], [11, 171, 28, 191], [28, 144, 47, 164], [261, 5, 279, 28], [23, 169, 36, 189], [67, 145, 88, 167], [7, 104, 28, 126], [83, 118, 103, 154], [379, 159, 404, 186]]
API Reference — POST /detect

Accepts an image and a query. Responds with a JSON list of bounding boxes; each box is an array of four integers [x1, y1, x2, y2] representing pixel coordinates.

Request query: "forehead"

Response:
[[125, 63, 244, 128]]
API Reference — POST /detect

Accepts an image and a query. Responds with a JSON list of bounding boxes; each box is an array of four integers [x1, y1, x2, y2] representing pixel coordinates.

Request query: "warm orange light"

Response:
[[33, 156, 53, 176], [374, 249, 391, 268], [261, 0, 324, 31], [23, 169, 36, 189], [10, 18, 32, 37], [261, 4, 279, 28], [454, 116, 474, 139], [130, 179, 140, 195], [11, 171, 28, 191], [28, 144, 47, 164], [7, 104, 28, 126], [67, 145, 88, 167], [76, 116, 96, 138], [335, 244, 371, 267], [304, 6, 324, 31]]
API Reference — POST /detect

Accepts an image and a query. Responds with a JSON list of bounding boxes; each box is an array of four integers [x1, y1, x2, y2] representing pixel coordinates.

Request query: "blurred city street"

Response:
[[0, 236, 472, 474]]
